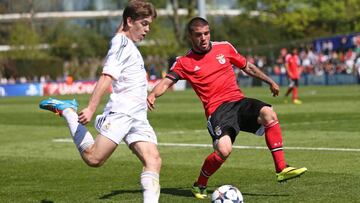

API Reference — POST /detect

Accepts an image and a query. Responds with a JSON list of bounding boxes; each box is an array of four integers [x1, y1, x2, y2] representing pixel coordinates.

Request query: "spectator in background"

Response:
[[66, 75, 74, 85], [355, 55, 360, 84], [8, 76, 15, 84], [339, 36, 348, 54], [274, 48, 289, 86], [353, 35, 360, 55], [19, 76, 27, 83], [329, 51, 341, 74], [344, 49, 356, 74], [300, 49, 314, 75], [0, 77, 8, 84], [322, 40, 333, 56], [284, 48, 302, 104]]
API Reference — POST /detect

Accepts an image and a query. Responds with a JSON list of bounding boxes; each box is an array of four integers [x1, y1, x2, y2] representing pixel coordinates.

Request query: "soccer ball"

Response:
[[211, 185, 243, 203]]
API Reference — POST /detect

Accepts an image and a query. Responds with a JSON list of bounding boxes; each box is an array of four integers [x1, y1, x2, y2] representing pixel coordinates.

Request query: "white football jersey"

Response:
[[102, 33, 148, 119]]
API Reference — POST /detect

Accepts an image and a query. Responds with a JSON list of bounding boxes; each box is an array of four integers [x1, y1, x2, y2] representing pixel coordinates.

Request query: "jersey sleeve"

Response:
[[166, 58, 183, 82], [102, 36, 131, 80], [226, 42, 247, 69]]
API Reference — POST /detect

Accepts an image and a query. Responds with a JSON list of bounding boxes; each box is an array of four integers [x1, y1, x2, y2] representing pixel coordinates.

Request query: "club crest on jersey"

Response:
[[104, 122, 111, 130], [216, 54, 226, 64], [215, 126, 222, 136]]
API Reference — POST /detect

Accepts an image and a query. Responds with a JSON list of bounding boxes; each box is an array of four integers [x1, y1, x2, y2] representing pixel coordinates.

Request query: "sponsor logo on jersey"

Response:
[[216, 54, 226, 64]]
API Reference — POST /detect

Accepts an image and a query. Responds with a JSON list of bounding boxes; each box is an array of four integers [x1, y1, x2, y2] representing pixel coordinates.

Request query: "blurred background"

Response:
[[0, 0, 360, 96]]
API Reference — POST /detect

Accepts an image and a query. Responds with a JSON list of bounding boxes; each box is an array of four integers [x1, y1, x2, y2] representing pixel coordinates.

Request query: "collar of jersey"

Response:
[[191, 42, 212, 55]]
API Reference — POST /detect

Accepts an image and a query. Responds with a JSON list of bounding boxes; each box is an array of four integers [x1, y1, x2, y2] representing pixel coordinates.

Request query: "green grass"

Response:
[[1, 85, 360, 202]]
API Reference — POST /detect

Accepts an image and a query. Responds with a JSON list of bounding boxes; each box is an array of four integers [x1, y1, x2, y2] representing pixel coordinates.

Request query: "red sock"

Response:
[[265, 121, 287, 173], [197, 152, 225, 186], [292, 87, 298, 101]]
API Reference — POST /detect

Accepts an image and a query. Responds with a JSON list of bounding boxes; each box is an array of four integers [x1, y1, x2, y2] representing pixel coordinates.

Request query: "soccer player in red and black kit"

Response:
[[284, 47, 302, 104], [147, 17, 307, 199]]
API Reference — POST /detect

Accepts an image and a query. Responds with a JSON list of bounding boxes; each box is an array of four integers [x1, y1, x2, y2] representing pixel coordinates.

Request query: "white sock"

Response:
[[141, 171, 160, 203], [62, 108, 94, 153]]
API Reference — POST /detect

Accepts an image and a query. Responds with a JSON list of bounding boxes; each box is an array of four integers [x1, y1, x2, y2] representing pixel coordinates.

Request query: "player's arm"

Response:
[[242, 62, 280, 97], [147, 77, 175, 111], [78, 74, 113, 124], [284, 58, 294, 78]]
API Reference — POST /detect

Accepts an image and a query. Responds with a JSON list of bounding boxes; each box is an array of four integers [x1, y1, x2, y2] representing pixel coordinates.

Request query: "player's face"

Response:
[[127, 16, 153, 42], [189, 25, 211, 53], [292, 48, 298, 55]]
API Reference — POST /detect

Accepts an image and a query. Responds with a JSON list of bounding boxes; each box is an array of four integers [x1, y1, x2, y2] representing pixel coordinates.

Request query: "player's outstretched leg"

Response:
[[39, 98, 95, 154], [276, 166, 307, 182], [260, 106, 307, 182]]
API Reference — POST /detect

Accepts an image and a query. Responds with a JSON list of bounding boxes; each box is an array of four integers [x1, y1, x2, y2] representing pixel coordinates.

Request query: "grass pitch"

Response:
[[0, 85, 360, 202]]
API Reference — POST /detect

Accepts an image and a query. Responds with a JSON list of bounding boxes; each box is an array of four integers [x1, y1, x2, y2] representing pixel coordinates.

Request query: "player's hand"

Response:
[[78, 107, 95, 125], [269, 82, 280, 97], [147, 94, 156, 111]]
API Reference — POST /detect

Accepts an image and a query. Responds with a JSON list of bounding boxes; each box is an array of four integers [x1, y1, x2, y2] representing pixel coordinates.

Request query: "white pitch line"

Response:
[[52, 138, 360, 152], [53, 138, 73, 142]]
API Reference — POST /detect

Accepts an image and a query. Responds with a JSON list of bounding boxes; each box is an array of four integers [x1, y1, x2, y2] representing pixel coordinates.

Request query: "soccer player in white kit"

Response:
[[39, 1, 161, 202]]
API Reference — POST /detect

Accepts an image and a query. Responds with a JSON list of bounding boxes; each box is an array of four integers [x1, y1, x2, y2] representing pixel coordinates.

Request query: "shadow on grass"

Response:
[[156, 188, 288, 198], [99, 189, 142, 199], [160, 187, 194, 197], [161, 188, 290, 198], [40, 199, 54, 203], [98, 188, 290, 199], [242, 192, 290, 197], [99, 187, 194, 199]]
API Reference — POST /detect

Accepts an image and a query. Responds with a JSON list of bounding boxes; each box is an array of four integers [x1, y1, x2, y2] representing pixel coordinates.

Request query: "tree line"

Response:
[[0, 0, 359, 80]]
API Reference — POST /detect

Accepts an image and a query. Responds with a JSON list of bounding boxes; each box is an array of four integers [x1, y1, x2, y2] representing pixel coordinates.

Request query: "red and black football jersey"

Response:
[[167, 41, 247, 117], [285, 54, 300, 79]]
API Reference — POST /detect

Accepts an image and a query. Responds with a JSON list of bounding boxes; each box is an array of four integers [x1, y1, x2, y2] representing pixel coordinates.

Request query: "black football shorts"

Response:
[[207, 98, 271, 143], [289, 78, 299, 88]]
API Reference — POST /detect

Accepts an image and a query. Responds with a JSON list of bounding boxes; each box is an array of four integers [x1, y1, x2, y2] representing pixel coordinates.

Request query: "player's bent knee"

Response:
[[260, 106, 274, 115], [86, 160, 103, 167], [260, 106, 278, 123], [156, 156, 162, 166], [150, 155, 161, 165], [83, 155, 105, 167], [216, 138, 233, 159]]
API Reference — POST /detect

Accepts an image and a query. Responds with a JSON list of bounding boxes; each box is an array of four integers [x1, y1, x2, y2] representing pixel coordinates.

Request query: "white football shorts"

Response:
[[95, 111, 157, 145]]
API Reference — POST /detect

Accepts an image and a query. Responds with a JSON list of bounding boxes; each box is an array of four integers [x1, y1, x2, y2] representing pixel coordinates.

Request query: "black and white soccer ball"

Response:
[[211, 185, 243, 203]]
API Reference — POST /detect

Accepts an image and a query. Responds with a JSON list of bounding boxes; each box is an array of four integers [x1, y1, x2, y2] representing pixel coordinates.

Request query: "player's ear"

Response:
[[187, 31, 192, 38], [126, 17, 134, 28]]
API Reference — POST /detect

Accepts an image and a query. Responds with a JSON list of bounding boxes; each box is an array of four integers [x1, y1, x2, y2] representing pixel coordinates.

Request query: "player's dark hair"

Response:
[[122, 0, 157, 27], [187, 17, 209, 34]]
